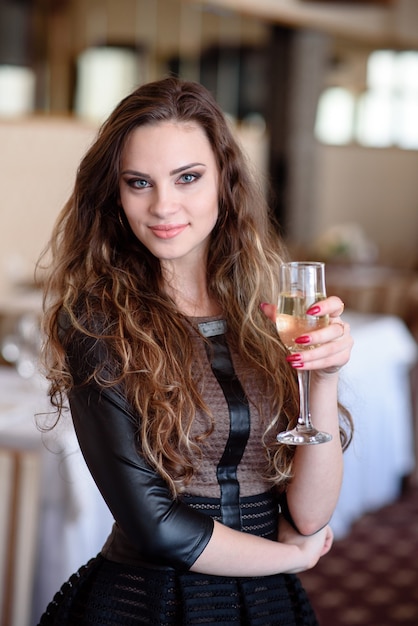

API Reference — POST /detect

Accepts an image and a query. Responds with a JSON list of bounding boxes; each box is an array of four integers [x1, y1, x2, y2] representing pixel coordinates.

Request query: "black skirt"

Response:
[[37, 493, 318, 626]]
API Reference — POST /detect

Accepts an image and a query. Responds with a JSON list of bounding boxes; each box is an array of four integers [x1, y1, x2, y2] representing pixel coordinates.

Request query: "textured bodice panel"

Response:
[[184, 317, 279, 500]]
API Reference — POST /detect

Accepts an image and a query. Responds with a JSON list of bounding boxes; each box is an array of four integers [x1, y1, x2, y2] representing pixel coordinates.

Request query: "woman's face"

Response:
[[119, 121, 219, 271]]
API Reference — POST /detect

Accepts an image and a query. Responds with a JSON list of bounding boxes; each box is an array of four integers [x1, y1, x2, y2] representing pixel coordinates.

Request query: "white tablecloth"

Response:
[[0, 310, 416, 624], [0, 370, 113, 625], [330, 311, 417, 537], [30, 417, 113, 624]]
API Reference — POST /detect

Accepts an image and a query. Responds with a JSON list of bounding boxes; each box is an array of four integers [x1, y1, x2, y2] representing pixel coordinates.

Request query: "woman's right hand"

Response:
[[278, 517, 334, 573]]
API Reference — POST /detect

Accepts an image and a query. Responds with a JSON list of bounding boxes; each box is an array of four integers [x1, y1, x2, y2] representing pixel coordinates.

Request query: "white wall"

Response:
[[314, 144, 418, 266], [0, 118, 97, 297]]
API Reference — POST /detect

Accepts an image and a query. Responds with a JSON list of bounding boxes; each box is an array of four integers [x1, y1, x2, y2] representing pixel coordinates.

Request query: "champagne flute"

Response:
[[276, 262, 332, 445]]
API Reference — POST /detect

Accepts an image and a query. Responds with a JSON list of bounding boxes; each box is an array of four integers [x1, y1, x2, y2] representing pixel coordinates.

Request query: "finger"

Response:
[[295, 320, 349, 346], [328, 299, 345, 319], [330, 320, 346, 339], [287, 332, 354, 371], [309, 296, 345, 318], [321, 527, 334, 556]]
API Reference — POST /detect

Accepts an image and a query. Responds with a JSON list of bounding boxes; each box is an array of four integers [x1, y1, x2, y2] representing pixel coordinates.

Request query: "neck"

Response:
[[167, 285, 222, 317], [162, 262, 222, 317], [180, 298, 222, 317]]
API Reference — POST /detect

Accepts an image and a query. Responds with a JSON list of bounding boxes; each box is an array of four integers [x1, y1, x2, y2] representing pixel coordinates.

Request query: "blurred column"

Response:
[[0, 0, 36, 117], [42, 1, 73, 114], [284, 29, 330, 245], [135, 0, 158, 83], [178, 0, 202, 83], [266, 25, 294, 230], [216, 10, 241, 120]]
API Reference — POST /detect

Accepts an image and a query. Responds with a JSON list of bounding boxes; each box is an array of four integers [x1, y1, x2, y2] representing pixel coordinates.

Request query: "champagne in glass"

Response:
[[276, 262, 332, 445]]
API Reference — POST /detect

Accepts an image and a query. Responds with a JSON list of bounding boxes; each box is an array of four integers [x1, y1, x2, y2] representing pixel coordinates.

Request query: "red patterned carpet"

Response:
[[299, 486, 418, 626]]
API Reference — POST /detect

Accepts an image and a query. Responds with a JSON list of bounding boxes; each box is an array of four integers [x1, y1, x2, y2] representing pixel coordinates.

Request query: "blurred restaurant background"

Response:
[[0, 1, 417, 625]]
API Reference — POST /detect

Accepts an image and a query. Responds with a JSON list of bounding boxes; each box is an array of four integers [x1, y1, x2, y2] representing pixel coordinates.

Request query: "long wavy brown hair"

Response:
[[38, 76, 351, 496]]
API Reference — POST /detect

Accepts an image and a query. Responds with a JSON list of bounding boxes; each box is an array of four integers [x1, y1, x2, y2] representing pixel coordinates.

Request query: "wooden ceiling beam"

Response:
[[186, 0, 416, 46]]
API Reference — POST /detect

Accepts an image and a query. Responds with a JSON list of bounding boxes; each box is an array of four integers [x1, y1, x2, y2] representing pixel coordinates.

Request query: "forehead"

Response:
[[122, 121, 214, 160]]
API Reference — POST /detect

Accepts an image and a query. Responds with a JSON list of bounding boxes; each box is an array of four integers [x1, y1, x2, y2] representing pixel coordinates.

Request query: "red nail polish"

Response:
[[295, 335, 310, 344], [259, 302, 267, 311], [286, 354, 302, 362], [291, 362, 304, 368], [307, 305, 321, 315]]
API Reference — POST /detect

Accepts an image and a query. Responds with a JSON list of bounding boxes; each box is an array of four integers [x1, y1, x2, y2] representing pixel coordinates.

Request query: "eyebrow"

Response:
[[121, 162, 206, 177]]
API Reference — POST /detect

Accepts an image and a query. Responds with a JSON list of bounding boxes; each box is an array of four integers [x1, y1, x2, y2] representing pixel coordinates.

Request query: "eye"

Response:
[[128, 178, 150, 189], [177, 172, 200, 185]]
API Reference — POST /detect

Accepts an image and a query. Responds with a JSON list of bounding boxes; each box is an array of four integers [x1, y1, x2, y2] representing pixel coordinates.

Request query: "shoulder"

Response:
[[58, 308, 117, 386]]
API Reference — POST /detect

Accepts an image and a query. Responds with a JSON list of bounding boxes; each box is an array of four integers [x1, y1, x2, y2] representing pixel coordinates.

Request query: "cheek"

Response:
[[210, 193, 220, 224], [212, 207, 219, 227], [208, 186, 220, 220], [202, 203, 218, 234], [119, 194, 144, 222], [119, 203, 144, 238]]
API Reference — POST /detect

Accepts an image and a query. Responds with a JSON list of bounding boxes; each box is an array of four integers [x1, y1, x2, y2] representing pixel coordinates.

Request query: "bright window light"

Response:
[[396, 52, 418, 93], [315, 87, 355, 145], [355, 91, 393, 147], [394, 94, 418, 149], [367, 50, 396, 91], [316, 49, 418, 149], [75, 47, 142, 123], [0, 65, 35, 117]]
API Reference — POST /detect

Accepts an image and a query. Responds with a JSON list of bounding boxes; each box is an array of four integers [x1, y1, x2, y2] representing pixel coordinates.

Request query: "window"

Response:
[[315, 87, 355, 145], [315, 49, 418, 150]]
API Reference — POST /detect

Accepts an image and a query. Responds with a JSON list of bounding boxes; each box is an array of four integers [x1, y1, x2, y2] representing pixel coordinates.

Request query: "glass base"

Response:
[[277, 427, 332, 446]]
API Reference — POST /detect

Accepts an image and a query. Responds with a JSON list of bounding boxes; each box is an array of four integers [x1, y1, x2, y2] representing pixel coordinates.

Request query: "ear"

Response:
[[260, 302, 277, 323]]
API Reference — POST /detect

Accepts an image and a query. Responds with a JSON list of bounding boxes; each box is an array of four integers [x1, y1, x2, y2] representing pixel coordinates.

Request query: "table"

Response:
[[325, 264, 418, 322], [0, 370, 112, 626], [0, 310, 416, 624], [0, 371, 44, 626]]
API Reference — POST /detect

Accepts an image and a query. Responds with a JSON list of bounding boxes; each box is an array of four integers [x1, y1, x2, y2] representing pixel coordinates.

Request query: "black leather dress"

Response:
[[38, 319, 318, 626]]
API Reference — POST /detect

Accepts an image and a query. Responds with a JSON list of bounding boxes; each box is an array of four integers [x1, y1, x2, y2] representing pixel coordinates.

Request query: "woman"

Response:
[[38, 76, 353, 625]]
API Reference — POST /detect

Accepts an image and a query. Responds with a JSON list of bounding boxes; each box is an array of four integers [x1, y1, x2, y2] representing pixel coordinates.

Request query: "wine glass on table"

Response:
[[276, 262, 332, 445]]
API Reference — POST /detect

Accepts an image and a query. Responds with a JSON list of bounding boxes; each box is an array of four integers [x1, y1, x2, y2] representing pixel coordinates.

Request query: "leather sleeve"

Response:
[[66, 332, 214, 571]]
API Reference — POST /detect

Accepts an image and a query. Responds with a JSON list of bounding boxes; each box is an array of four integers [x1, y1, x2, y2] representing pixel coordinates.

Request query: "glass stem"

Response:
[[297, 370, 313, 431]]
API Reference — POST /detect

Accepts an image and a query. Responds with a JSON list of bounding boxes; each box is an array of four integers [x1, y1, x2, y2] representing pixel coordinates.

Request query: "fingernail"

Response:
[[291, 362, 304, 368], [295, 335, 310, 344], [307, 305, 321, 315], [260, 302, 267, 311], [286, 354, 302, 362]]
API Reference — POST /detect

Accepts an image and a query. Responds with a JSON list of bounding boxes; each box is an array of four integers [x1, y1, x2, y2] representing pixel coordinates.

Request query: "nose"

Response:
[[149, 186, 178, 218]]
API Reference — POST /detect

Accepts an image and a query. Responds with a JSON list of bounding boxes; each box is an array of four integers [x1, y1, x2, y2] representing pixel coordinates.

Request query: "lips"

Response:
[[148, 224, 189, 239]]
